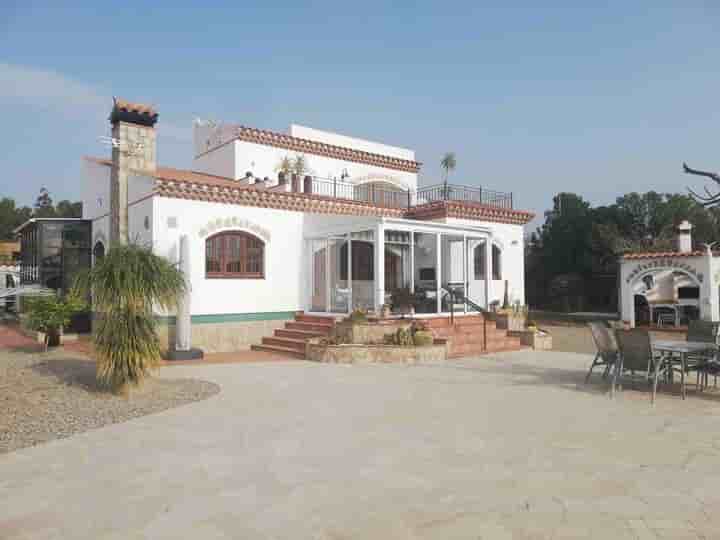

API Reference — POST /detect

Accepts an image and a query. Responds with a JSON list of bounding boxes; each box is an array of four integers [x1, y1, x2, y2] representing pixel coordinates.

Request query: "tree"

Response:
[[55, 200, 82, 218], [34, 187, 55, 218], [0, 197, 32, 240], [74, 244, 185, 392], [440, 152, 457, 198]]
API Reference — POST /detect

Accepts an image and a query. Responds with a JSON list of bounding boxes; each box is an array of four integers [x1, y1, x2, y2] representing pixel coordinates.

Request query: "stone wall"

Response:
[[157, 318, 291, 353], [333, 319, 413, 344], [306, 339, 447, 364]]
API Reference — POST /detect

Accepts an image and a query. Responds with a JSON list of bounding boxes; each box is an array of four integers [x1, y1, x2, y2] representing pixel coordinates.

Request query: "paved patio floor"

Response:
[[3, 350, 720, 539]]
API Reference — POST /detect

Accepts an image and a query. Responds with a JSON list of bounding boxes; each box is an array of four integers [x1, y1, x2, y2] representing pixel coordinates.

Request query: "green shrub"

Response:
[[348, 309, 367, 323], [25, 293, 85, 349]]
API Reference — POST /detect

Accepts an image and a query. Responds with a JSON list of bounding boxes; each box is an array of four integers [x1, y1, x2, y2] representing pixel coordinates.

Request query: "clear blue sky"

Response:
[[1, 1, 718, 227]]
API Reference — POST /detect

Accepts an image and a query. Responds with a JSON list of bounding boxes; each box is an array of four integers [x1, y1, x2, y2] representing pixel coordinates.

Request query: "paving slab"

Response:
[[2, 350, 720, 539]]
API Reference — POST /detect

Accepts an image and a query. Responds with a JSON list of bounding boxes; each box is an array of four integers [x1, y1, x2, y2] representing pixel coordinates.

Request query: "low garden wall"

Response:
[[306, 337, 449, 364]]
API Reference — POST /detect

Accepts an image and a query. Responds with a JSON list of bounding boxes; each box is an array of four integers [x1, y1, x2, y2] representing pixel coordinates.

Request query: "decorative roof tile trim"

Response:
[[406, 200, 534, 225], [84, 156, 532, 224], [621, 251, 715, 260], [154, 180, 406, 218], [197, 125, 421, 174]]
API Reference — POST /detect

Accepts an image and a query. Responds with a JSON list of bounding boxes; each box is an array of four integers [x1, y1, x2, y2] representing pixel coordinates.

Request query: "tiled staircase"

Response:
[[251, 313, 336, 359], [422, 314, 523, 358]]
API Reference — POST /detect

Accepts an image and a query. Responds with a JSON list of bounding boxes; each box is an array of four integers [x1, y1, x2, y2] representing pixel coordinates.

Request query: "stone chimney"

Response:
[[677, 220, 693, 253], [109, 97, 158, 245]]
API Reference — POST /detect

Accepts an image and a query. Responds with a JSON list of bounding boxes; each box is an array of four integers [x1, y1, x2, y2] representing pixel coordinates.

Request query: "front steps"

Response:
[[422, 314, 523, 358], [251, 313, 336, 359], [251, 313, 521, 360]]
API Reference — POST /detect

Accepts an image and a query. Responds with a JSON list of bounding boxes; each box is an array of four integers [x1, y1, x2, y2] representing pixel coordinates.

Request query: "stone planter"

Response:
[[493, 313, 527, 332], [306, 337, 448, 364], [20, 326, 78, 347], [509, 329, 552, 350]]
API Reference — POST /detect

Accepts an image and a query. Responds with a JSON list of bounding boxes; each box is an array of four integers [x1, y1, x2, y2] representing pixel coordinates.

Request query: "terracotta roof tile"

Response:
[[405, 200, 534, 225], [112, 97, 157, 118], [198, 124, 422, 174], [83, 157, 531, 225]]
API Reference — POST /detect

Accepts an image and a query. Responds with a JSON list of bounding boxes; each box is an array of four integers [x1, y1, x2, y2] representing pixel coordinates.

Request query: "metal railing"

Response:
[[416, 184, 513, 209], [442, 285, 489, 351], [292, 176, 513, 210], [304, 177, 412, 209]]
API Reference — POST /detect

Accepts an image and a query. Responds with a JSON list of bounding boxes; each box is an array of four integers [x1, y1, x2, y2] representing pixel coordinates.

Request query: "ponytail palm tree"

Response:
[[74, 244, 185, 392], [441, 152, 457, 199]]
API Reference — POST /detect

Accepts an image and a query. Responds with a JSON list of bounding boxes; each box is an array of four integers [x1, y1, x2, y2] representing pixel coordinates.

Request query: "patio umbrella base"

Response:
[[166, 348, 204, 361]]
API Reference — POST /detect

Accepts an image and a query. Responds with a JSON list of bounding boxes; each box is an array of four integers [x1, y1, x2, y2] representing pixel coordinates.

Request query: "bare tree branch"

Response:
[[684, 162, 720, 206]]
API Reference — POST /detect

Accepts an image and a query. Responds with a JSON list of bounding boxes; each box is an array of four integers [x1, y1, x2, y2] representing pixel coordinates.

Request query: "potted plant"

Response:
[[412, 323, 435, 347], [390, 287, 415, 318], [25, 293, 85, 350]]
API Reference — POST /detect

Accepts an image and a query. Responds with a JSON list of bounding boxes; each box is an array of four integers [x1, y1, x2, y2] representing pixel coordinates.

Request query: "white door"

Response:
[[466, 238, 487, 308]]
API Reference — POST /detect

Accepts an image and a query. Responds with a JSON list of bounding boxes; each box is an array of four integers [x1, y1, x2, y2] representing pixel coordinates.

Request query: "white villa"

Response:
[[81, 98, 534, 354]]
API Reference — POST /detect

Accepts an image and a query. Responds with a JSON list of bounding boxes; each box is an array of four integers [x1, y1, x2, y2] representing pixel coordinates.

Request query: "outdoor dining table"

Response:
[[652, 340, 717, 399]]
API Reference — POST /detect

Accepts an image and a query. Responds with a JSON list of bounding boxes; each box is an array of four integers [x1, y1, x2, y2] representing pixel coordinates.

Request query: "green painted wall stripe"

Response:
[[157, 311, 296, 325]]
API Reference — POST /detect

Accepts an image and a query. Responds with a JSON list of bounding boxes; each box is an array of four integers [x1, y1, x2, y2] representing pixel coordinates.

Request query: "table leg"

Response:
[[681, 353, 686, 400]]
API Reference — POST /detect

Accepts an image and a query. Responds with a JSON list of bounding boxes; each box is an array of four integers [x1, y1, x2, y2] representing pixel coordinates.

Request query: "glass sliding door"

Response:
[[310, 239, 328, 312], [350, 230, 375, 311], [413, 232, 439, 314], [384, 230, 412, 314], [441, 234, 465, 313], [328, 237, 349, 313]]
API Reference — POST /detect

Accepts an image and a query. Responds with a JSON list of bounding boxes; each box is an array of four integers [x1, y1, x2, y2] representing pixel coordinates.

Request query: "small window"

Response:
[[492, 244, 502, 280], [205, 231, 265, 278], [473, 242, 486, 280]]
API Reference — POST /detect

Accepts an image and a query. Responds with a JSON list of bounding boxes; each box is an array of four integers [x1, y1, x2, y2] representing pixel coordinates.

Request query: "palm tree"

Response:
[[275, 156, 293, 176], [441, 152, 457, 199], [74, 244, 185, 392], [292, 154, 310, 177]]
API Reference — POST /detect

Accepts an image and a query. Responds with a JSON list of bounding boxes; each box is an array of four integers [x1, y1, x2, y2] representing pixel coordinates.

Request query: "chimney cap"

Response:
[[110, 97, 158, 127], [678, 220, 693, 232]]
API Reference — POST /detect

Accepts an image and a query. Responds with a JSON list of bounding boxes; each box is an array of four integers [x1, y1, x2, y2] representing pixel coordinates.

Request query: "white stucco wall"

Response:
[[192, 124, 418, 190], [154, 197, 306, 315], [442, 218, 526, 306], [192, 141, 238, 179], [82, 159, 111, 251], [289, 124, 415, 161]]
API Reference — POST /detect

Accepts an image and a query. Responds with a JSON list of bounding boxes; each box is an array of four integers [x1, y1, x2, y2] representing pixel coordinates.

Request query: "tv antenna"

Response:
[[98, 136, 144, 156]]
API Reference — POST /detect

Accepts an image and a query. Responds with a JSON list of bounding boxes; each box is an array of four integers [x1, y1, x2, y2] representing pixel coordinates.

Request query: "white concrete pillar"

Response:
[[619, 263, 635, 327], [484, 236, 492, 309], [176, 234, 192, 351], [373, 223, 385, 313], [701, 249, 718, 321], [436, 232, 442, 313]]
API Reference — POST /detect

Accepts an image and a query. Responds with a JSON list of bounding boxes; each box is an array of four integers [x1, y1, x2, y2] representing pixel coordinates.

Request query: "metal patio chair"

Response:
[[686, 320, 720, 390], [585, 322, 618, 384], [613, 329, 662, 403]]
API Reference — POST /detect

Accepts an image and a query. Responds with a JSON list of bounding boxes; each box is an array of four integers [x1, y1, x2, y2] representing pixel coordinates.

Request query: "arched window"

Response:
[[473, 241, 486, 279], [93, 241, 105, 264], [205, 231, 264, 278], [492, 244, 502, 280]]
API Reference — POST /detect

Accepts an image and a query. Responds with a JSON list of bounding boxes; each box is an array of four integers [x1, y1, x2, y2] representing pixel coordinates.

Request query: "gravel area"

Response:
[[0, 349, 220, 454]]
